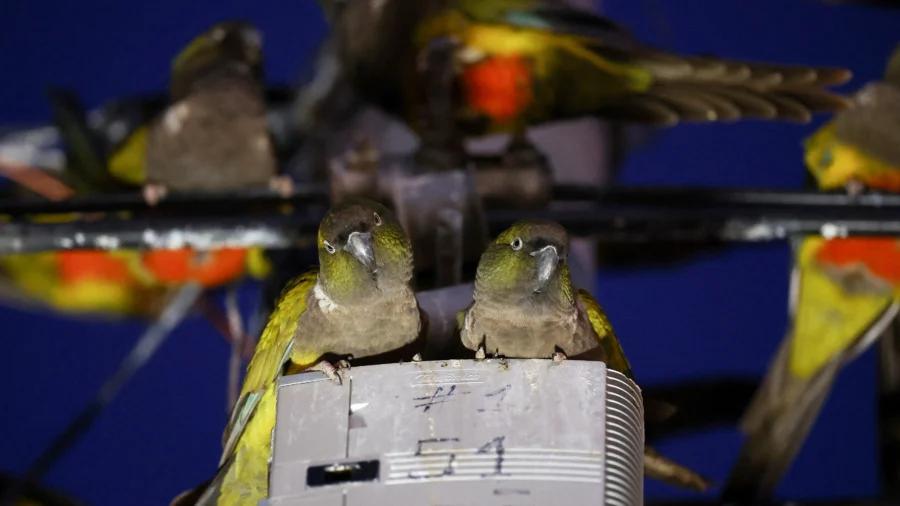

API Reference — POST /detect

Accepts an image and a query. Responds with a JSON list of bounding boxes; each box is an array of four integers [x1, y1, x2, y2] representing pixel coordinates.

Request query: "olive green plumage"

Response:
[[459, 220, 710, 492], [177, 199, 423, 506]]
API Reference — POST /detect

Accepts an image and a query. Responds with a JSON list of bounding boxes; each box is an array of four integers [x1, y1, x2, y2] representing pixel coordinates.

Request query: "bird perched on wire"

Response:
[[722, 42, 900, 501], [112, 20, 294, 205], [173, 199, 425, 506], [321, 0, 852, 167], [458, 220, 710, 492]]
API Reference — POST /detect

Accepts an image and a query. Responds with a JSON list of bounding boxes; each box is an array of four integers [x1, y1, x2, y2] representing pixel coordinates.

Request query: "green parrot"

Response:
[[459, 220, 710, 492], [134, 20, 293, 205], [721, 43, 900, 501], [322, 0, 852, 164], [173, 199, 424, 506]]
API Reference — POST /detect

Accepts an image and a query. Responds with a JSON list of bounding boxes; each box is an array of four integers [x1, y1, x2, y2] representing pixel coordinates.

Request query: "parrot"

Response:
[[322, 0, 853, 167], [721, 42, 900, 500], [175, 198, 424, 506], [120, 20, 294, 205], [458, 220, 710, 492], [0, 82, 274, 320]]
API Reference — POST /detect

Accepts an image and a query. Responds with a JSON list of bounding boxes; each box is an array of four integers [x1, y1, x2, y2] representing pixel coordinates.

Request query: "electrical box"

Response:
[[266, 359, 644, 506]]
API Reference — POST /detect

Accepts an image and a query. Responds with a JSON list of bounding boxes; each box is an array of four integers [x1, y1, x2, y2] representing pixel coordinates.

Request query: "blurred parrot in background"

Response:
[[322, 0, 853, 167], [0, 22, 294, 409], [721, 42, 900, 500], [110, 20, 295, 205], [459, 220, 710, 492], [175, 199, 425, 506]]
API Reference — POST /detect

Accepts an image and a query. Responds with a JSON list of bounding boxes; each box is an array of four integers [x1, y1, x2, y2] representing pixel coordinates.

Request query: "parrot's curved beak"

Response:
[[531, 245, 559, 292], [345, 231, 376, 271]]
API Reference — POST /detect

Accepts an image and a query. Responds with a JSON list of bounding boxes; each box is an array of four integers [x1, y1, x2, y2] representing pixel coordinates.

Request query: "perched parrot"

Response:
[[117, 20, 294, 205], [323, 0, 852, 165], [721, 43, 900, 500], [458, 220, 710, 492], [0, 79, 274, 320], [174, 199, 424, 506]]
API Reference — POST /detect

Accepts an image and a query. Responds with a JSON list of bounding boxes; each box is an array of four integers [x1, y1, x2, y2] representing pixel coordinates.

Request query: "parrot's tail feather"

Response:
[[594, 97, 680, 126], [847, 300, 900, 362], [774, 87, 855, 114], [647, 83, 779, 121], [169, 478, 213, 506], [722, 361, 840, 500], [763, 94, 813, 123], [739, 333, 794, 435], [174, 453, 235, 506], [643, 397, 678, 424], [643, 444, 712, 492]]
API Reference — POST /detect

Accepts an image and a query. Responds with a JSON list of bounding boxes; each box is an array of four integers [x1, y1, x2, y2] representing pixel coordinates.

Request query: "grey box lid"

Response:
[[269, 359, 643, 505]]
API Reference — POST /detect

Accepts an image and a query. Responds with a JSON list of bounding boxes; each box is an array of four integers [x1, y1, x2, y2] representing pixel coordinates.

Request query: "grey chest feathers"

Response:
[[461, 297, 600, 359], [294, 283, 422, 359]]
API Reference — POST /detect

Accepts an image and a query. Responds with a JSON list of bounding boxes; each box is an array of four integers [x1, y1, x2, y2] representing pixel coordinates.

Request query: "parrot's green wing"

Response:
[[219, 269, 318, 465], [577, 288, 633, 379]]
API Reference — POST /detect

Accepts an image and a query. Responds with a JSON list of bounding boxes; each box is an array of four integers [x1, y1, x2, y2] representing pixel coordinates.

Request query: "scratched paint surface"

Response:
[[266, 360, 643, 504]]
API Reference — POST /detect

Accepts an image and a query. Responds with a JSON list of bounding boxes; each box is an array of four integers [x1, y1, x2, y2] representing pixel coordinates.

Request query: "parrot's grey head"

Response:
[[474, 220, 575, 307], [316, 198, 414, 302], [170, 20, 265, 99]]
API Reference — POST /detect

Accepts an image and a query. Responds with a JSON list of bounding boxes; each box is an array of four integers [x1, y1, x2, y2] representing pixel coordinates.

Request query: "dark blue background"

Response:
[[1, 1, 898, 504]]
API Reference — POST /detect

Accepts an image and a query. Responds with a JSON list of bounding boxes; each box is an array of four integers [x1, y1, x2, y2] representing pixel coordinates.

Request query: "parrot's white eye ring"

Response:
[[324, 241, 337, 254], [511, 237, 523, 250], [373, 212, 382, 226]]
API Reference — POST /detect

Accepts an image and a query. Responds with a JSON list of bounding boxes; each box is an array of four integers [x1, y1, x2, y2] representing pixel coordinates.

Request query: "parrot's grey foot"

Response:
[[475, 346, 487, 361], [497, 357, 509, 369], [268, 175, 295, 198], [503, 137, 547, 169], [414, 144, 466, 172], [412, 353, 423, 362], [845, 178, 867, 198], [551, 351, 568, 364], [142, 184, 168, 207], [309, 360, 343, 385], [334, 359, 352, 371]]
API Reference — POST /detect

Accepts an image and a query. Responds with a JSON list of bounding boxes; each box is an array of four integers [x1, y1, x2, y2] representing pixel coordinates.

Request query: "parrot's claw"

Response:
[[503, 146, 546, 169], [845, 178, 867, 198], [142, 184, 168, 207], [309, 360, 343, 385], [551, 351, 568, 364], [503, 135, 548, 169], [475, 346, 487, 361], [268, 175, 295, 198], [412, 353, 423, 362], [334, 359, 352, 371]]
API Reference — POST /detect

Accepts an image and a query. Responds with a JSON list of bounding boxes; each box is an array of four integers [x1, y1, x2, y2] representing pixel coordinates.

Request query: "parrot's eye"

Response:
[[323, 241, 337, 254], [510, 237, 523, 250], [373, 212, 382, 226]]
